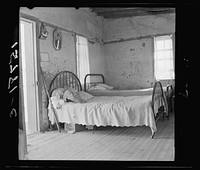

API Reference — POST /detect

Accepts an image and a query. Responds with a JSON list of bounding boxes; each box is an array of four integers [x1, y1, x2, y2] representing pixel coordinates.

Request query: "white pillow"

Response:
[[78, 91, 94, 101], [97, 83, 114, 89], [88, 83, 114, 91], [88, 85, 107, 91]]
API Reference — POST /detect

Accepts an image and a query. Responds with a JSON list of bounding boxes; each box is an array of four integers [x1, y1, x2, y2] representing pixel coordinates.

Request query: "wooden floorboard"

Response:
[[26, 113, 174, 161]]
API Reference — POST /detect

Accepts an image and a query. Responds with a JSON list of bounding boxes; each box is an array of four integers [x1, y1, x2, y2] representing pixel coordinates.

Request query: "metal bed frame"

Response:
[[47, 71, 168, 138], [84, 73, 173, 117]]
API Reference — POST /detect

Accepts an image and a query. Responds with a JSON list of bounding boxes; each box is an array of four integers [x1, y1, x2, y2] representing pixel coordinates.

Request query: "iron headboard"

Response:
[[49, 70, 82, 96], [84, 74, 105, 91]]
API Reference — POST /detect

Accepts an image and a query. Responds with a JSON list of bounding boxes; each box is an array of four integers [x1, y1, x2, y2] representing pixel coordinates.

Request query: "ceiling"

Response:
[[90, 7, 175, 19]]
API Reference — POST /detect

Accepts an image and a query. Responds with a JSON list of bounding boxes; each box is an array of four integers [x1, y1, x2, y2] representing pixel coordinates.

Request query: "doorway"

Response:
[[20, 17, 40, 135]]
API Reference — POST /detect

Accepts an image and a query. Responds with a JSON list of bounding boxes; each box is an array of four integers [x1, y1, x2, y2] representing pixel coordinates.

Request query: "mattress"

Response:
[[48, 95, 163, 135], [88, 87, 167, 96]]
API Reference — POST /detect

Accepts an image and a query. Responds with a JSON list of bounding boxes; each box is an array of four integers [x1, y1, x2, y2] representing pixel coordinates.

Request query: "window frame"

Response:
[[75, 34, 90, 86], [154, 34, 175, 81]]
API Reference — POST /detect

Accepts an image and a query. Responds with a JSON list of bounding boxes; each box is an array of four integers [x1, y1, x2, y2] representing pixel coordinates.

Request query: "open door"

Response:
[[20, 18, 40, 135], [19, 16, 40, 159]]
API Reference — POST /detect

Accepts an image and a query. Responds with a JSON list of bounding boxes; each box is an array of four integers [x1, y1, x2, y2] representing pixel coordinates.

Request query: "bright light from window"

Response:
[[154, 35, 174, 80], [76, 35, 90, 86]]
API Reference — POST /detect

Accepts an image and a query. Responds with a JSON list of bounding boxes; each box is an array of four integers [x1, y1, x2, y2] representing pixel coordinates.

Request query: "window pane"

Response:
[[156, 60, 165, 70], [170, 59, 174, 70], [164, 50, 172, 59], [76, 35, 90, 85], [156, 71, 165, 80], [156, 51, 165, 59], [164, 39, 172, 49], [156, 40, 164, 50], [154, 35, 174, 80], [165, 59, 171, 70]]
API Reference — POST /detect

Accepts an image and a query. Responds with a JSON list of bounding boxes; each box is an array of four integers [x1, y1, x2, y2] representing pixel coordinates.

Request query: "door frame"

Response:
[[19, 34, 27, 159], [20, 13, 43, 133]]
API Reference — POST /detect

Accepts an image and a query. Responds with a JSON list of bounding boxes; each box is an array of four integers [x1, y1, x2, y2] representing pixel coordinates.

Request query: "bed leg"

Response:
[[92, 126, 96, 134], [92, 127, 95, 134], [163, 112, 165, 122], [48, 123, 53, 131], [151, 132, 155, 139], [166, 114, 169, 120]]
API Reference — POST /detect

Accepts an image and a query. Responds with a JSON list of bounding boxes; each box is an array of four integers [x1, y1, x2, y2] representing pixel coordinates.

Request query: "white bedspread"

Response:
[[48, 95, 163, 134]]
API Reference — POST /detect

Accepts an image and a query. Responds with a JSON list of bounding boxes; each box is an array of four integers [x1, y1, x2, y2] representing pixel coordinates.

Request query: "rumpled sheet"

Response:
[[48, 95, 163, 134]]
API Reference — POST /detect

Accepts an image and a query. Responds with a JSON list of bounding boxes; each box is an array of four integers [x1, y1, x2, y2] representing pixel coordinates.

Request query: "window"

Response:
[[154, 35, 174, 80], [76, 35, 90, 85]]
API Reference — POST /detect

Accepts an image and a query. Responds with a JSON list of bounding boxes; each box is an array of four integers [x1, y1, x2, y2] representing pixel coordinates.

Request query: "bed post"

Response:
[[151, 81, 168, 138], [84, 74, 88, 91], [166, 84, 174, 118], [151, 132, 156, 139]]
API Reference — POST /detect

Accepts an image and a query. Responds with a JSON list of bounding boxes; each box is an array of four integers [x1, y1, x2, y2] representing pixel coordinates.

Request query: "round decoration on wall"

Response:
[[53, 28, 62, 50]]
